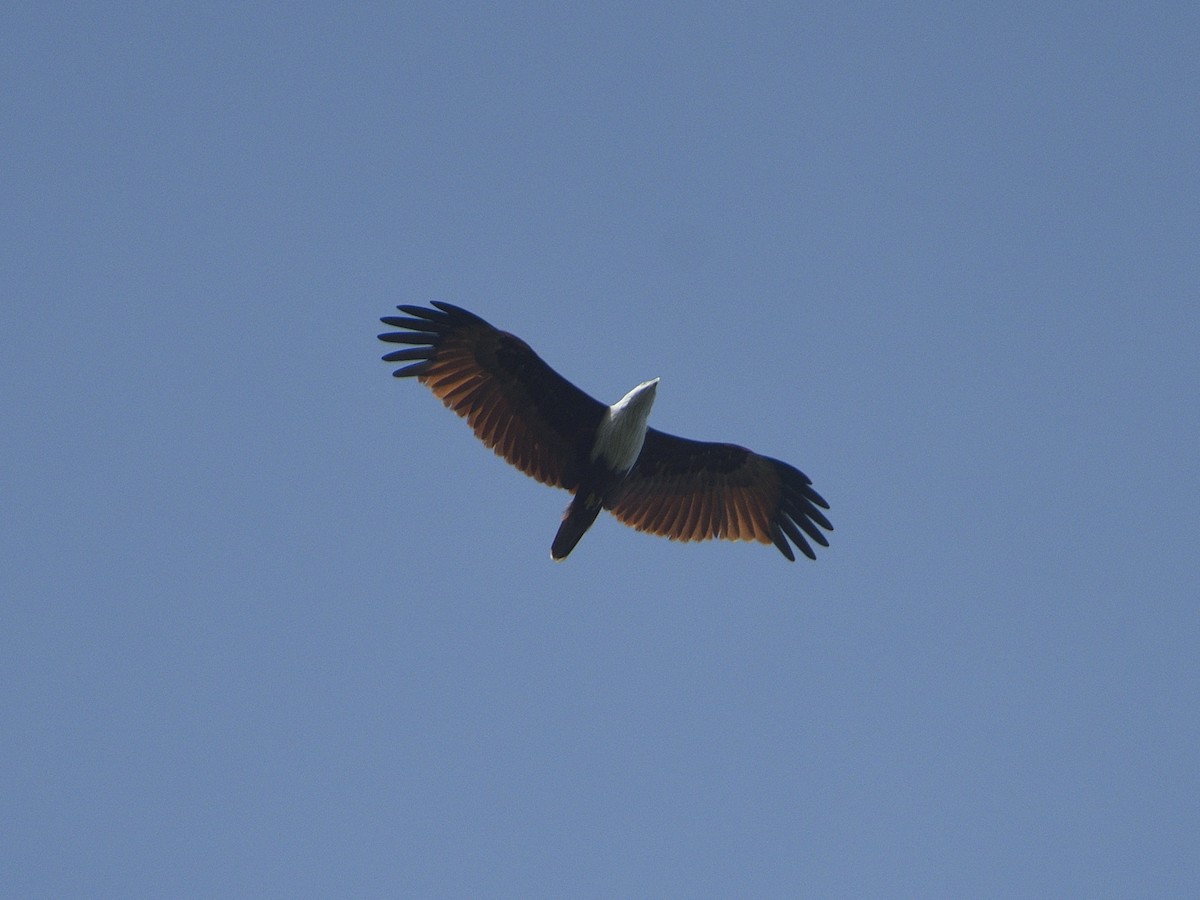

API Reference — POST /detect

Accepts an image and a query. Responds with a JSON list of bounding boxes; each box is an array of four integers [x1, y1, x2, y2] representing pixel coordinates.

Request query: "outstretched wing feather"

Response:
[[379, 302, 606, 490], [606, 428, 832, 560]]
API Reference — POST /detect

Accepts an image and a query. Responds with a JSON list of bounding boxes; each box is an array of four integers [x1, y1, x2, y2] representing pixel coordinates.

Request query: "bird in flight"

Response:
[[378, 302, 832, 561]]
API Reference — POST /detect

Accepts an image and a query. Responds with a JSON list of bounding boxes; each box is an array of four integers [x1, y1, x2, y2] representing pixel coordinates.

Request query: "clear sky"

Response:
[[4, 2, 1197, 896]]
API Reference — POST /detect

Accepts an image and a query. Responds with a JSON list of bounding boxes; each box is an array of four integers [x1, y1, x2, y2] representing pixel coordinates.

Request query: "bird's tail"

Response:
[[551, 492, 603, 561]]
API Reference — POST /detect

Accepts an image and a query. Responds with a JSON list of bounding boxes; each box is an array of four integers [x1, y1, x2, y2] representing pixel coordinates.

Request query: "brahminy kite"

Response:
[[378, 302, 832, 561]]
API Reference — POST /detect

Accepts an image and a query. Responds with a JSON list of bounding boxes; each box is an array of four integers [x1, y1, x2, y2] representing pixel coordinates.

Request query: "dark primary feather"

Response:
[[378, 302, 606, 490], [607, 428, 832, 561]]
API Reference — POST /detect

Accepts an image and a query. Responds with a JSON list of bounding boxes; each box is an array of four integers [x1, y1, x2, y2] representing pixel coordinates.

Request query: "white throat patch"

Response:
[[591, 378, 659, 472]]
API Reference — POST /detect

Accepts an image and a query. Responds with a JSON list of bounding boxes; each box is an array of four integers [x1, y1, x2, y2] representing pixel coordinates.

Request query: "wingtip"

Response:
[[430, 300, 485, 322]]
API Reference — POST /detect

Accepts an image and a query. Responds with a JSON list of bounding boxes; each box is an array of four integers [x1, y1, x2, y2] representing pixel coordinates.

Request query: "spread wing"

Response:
[[379, 302, 606, 490], [606, 428, 833, 561]]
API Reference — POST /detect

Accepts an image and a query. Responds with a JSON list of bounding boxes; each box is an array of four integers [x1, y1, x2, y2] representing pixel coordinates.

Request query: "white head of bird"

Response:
[[592, 377, 660, 472]]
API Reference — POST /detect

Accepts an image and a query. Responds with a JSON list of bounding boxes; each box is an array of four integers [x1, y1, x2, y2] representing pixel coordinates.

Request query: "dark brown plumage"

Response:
[[379, 302, 832, 561], [608, 432, 832, 561]]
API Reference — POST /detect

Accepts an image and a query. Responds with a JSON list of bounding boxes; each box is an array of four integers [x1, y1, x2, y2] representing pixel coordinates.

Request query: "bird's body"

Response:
[[378, 302, 832, 561]]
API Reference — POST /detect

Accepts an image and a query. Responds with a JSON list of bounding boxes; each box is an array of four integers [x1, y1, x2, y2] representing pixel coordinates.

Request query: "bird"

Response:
[[378, 302, 832, 562]]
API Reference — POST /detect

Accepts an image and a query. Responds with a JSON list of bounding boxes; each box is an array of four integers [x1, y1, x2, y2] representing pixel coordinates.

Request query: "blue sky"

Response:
[[3, 2, 1197, 896]]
